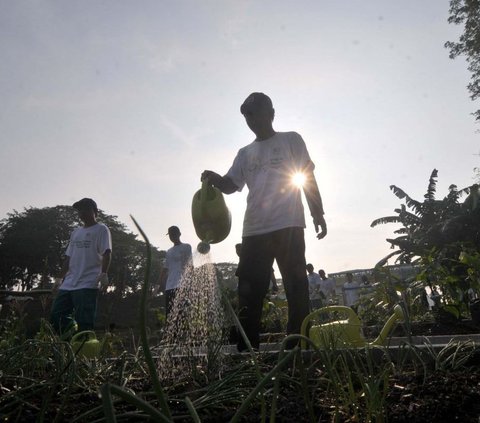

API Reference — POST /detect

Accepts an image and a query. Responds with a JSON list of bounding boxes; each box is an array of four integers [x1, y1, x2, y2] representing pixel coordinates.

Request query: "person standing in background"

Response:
[[343, 272, 360, 310], [307, 263, 323, 310], [319, 269, 336, 304], [50, 198, 112, 335], [159, 226, 193, 321]]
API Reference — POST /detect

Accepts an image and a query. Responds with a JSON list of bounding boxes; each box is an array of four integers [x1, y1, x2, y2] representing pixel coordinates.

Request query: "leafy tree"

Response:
[[0, 206, 165, 293], [0, 206, 73, 290], [445, 0, 480, 121], [372, 169, 480, 263], [372, 169, 480, 318], [373, 170, 453, 263], [97, 212, 165, 297]]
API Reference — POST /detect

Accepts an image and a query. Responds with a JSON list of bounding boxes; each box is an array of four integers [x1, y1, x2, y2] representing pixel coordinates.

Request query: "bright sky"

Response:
[[1, 1, 478, 274]]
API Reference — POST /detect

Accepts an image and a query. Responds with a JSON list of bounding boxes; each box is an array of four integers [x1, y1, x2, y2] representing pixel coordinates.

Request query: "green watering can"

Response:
[[71, 330, 102, 359], [300, 304, 405, 349], [191, 180, 231, 254]]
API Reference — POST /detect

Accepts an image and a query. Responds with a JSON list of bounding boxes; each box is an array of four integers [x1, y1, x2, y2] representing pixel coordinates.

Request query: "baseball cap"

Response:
[[166, 225, 181, 236], [73, 198, 98, 213], [240, 92, 273, 115]]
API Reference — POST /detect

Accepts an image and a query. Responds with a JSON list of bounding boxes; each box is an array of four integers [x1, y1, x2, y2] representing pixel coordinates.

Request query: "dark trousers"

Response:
[[50, 288, 98, 334], [310, 298, 323, 311], [236, 227, 309, 350]]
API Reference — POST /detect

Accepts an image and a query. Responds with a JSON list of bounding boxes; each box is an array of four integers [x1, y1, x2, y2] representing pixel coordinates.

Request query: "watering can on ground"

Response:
[[191, 180, 231, 254], [300, 304, 405, 349], [71, 330, 102, 359]]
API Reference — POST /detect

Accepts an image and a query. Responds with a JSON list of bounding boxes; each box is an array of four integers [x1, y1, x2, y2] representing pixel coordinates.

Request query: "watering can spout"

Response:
[[371, 304, 405, 346], [192, 180, 231, 253], [197, 241, 211, 254]]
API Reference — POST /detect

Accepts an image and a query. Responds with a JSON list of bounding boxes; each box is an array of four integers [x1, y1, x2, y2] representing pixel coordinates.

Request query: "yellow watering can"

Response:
[[300, 304, 405, 349], [191, 180, 231, 254], [71, 330, 102, 359]]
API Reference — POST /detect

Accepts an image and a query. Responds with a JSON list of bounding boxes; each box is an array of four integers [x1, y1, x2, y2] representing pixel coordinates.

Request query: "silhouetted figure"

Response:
[[201, 92, 327, 351], [343, 272, 360, 310], [237, 242, 278, 293], [50, 198, 112, 335], [307, 263, 323, 310], [158, 226, 193, 321], [319, 269, 336, 303]]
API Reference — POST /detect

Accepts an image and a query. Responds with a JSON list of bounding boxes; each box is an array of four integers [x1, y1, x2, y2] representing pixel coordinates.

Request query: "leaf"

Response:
[[386, 236, 412, 249], [390, 185, 423, 215], [370, 216, 401, 228], [443, 305, 460, 319], [375, 250, 401, 268], [424, 169, 438, 202]]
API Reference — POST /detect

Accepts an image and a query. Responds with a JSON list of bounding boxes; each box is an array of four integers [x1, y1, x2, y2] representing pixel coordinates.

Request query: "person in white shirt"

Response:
[[343, 272, 360, 309], [201, 92, 327, 351], [159, 226, 193, 320], [319, 269, 336, 304], [50, 198, 112, 335], [306, 263, 323, 310]]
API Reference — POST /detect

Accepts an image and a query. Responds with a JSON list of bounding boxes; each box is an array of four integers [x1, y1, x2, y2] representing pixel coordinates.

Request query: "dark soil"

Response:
[[387, 370, 480, 422], [4, 361, 480, 422], [4, 320, 480, 422], [197, 369, 480, 422], [179, 367, 480, 422]]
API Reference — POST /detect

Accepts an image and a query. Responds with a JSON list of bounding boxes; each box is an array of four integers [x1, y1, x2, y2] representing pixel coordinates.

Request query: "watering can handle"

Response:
[[70, 330, 96, 343]]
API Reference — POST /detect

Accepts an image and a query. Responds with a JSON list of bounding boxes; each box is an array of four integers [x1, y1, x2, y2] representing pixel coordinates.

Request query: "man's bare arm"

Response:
[[97, 250, 112, 291], [201, 170, 238, 194], [54, 256, 70, 289], [58, 256, 70, 279], [303, 169, 327, 240], [158, 267, 168, 293], [101, 250, 112, 274]]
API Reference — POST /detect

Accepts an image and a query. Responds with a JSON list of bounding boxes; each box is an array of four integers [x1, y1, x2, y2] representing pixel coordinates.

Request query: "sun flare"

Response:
[[292, 172, 306, 188]]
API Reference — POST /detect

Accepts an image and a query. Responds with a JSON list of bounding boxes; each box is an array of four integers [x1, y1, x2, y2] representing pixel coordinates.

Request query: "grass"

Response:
[[2, 219, 480, 421], [1, 320, 480, 421]]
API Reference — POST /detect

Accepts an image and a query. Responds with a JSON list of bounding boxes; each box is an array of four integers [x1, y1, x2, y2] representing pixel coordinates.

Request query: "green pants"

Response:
[[50, 289, 98, 334]]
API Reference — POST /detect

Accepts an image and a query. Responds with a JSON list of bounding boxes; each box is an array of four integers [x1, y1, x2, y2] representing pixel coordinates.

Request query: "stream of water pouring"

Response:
[[157, 251, 227, 381]]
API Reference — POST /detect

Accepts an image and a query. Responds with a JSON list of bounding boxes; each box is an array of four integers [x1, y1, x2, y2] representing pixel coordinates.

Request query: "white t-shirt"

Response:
[[165, 243, 193, 290], [343, 281, 360, 306], [226, 131, 314, 237], [319, 277, 336, 300], [307, 272, 322, 300], [61, 223, 112, 290]]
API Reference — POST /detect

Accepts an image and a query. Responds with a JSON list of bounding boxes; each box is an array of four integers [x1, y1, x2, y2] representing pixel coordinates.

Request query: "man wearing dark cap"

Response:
[[50, 198, 112, 335], [201, 92, 327, 351], [158, 226, 193, 320]]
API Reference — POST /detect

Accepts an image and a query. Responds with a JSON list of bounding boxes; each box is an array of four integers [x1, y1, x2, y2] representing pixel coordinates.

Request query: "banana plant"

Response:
[[372, 170, 480, 320]]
